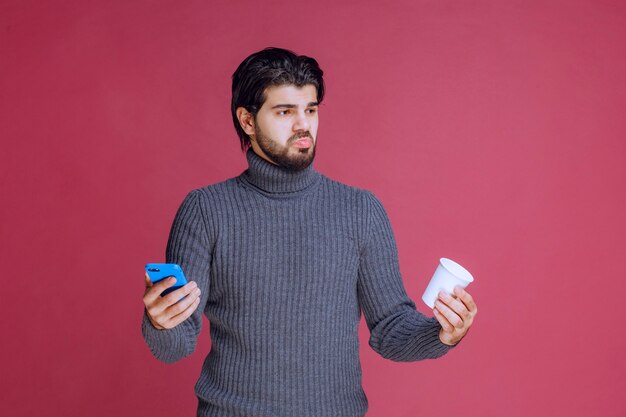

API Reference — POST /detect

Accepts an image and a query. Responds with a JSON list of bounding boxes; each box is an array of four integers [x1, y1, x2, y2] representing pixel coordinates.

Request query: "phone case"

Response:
[[145, 263, 189, 297]]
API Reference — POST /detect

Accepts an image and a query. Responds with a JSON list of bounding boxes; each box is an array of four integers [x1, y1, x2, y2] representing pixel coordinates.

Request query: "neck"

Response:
[[240, 148, 320, 194]]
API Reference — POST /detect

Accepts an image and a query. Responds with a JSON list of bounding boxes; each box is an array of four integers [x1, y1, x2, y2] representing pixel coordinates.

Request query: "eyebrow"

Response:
[[270, 102, 319, 109]]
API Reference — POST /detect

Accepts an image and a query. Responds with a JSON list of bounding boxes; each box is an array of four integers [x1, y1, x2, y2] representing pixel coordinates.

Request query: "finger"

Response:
[[438, 290, 469, 320], [433, 307, 454, 332], [454, 287, 478, 314], [144, 273, 154, 297], [164, 296, 201, 329], [165, 287, 201, 317], [143, 276, 177, 305], [161, 281, 198, 307], [145, 311, 165, 330], [434, 298, 464, 328]]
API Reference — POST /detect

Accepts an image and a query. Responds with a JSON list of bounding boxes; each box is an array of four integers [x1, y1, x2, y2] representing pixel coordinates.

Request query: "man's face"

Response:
[[249, 84, 319, 171]]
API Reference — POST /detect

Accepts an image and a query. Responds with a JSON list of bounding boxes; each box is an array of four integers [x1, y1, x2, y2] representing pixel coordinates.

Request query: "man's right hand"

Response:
[[143, 272, 202, 330]]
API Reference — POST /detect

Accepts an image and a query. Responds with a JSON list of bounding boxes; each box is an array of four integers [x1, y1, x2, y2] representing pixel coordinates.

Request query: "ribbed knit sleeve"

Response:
[[357, 191, 454, 362], [142, 190, 213, 364]]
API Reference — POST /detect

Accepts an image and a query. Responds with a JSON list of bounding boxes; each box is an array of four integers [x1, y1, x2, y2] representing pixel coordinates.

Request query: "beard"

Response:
[[253, 124, 316, 171]]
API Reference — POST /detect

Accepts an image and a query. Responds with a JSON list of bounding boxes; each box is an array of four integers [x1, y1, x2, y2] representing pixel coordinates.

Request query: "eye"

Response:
[[306, 108, 317, 114], [277, 110, 290, 116]]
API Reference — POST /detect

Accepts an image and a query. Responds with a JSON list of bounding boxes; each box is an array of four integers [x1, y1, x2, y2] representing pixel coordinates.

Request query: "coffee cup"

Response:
[[422, 258, 474, 308]]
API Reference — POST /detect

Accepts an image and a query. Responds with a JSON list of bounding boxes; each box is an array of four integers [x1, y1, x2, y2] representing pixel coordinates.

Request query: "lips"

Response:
[[292, 138, 312, 148]]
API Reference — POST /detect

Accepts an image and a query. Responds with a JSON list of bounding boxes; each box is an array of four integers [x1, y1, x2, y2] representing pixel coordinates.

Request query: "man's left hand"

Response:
[[433, 287, 477, 346]]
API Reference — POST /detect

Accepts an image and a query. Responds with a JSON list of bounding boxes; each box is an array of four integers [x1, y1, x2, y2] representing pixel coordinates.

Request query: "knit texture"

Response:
[[142, 148, 453, 417]]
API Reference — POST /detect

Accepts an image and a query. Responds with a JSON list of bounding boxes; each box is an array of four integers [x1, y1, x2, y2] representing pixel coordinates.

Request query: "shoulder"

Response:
[[172, 178, 240, 238], [172, 178, 239, 221], [181, 177, 239, 203], [317, 173, 373, 199], [317, 174, 385, 209]]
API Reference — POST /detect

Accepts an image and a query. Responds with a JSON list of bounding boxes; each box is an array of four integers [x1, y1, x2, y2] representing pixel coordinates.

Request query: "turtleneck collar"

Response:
[[239, 148, 321, 195]]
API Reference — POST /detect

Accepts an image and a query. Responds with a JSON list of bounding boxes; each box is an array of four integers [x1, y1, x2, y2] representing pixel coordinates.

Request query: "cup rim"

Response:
[[439, 257, 474, 282]]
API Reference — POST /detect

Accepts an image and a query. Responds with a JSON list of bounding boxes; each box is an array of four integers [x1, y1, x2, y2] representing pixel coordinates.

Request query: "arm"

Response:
[[357, 191, 453, 362], [141, 190, 213, 363]]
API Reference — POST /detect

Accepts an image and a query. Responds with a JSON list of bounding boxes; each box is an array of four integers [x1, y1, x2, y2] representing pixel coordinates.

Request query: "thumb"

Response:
[[145, 272, 153, 288]]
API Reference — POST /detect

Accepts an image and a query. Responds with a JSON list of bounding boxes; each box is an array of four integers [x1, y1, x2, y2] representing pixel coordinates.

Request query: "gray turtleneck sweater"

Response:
[[142, 148, 453, 417]]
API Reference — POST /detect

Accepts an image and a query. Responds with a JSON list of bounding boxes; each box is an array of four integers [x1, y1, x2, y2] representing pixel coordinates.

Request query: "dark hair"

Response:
[[231, 47, 325, 151]]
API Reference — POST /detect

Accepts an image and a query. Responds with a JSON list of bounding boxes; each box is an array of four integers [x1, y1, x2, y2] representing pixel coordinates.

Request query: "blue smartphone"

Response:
[[145, 263, 189, 297]]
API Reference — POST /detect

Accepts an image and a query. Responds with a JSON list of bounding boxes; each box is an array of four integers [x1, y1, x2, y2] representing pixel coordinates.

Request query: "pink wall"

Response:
[[2, 1, 625, 416]]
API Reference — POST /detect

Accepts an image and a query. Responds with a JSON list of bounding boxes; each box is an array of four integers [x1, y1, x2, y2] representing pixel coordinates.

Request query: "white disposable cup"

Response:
[[422, 258, 474, 308]]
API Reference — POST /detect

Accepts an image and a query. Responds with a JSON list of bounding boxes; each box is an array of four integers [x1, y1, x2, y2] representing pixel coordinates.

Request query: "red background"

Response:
[[2, 1, 625, 416]]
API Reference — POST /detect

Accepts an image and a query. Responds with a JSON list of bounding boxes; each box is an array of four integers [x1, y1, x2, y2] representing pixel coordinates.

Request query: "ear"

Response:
[[236, 107, 256, 137]]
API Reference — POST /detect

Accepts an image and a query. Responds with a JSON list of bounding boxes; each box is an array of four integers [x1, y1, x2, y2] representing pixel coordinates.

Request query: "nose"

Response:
[[293, 110, 310, 132]]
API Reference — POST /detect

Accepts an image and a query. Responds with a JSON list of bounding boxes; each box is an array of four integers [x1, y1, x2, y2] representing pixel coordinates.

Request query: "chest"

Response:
[[207, 198, 361, 307]]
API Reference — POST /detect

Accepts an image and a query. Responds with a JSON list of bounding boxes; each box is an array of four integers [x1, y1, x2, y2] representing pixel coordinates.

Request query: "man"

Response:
[[142, 47, 477, 417]]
